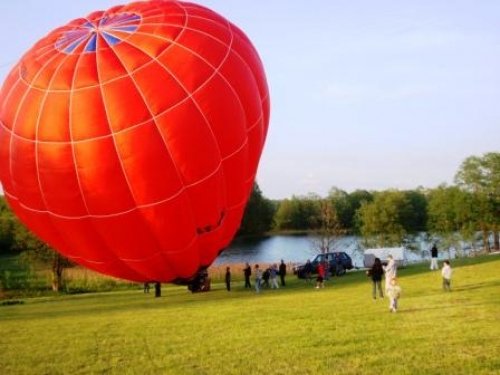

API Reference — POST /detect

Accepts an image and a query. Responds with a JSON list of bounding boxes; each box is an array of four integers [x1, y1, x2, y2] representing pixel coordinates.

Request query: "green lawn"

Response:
[[0, 256, 499, 375]]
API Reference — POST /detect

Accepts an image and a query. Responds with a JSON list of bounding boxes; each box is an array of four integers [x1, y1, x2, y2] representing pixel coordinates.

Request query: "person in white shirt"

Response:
[[383, 255, 397, 294], [441, 260, 452, 291], [386, 277, 402, 312], [254, 264, 263, 293]]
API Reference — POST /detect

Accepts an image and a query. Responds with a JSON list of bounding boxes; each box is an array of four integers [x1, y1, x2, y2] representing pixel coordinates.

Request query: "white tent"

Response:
[[363, 247, 408, 268]]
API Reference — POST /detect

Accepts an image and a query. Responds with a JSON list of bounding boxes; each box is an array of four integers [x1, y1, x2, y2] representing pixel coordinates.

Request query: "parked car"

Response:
[[293, 252, 353, 278]]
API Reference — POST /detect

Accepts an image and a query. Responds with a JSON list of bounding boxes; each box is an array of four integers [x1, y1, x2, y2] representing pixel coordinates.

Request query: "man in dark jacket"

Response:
[[279, 259, 287, 286], [368, 257, 384, 299], [430, 244, 439, 270], [243, 262, 252, 289], [225, 267, 231, 291]]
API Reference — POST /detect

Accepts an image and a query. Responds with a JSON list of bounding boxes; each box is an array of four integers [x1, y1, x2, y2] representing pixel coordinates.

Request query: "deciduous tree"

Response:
[[455, 152, 500, 251]]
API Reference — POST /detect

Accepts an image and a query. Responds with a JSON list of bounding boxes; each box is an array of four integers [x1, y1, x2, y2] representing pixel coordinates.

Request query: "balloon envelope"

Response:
[[0, 0, 269, 282]]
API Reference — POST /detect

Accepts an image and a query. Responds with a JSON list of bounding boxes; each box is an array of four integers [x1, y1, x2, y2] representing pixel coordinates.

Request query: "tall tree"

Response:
[[348, 190, 374, 233], [311, 198, 345, 254], [357, 190, 410, 247], [401, 189, 428, 233], [273, 194, 320, 231], [327, 187, 351, 230], [0, 197, 16, 253], [13, 221, 71, 292], [238, 183, 275, 236], [455, 152, 500, 251], [427, 185, 477, 253]]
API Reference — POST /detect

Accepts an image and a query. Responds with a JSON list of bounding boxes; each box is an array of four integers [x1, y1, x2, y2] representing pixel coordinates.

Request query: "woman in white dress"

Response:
[[383, 255, 397, 293]]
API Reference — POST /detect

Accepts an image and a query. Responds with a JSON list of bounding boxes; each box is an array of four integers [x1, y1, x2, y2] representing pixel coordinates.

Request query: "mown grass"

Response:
[[0, 256, 499, 374]]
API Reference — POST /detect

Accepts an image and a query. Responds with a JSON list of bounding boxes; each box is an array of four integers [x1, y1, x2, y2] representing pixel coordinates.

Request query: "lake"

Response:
[[215, 234, 370, 267], [214, 233, 466, 267]]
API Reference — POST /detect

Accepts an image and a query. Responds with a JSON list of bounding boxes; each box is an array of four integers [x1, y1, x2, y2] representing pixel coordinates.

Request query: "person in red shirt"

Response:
[[316, 262, 325, 289]]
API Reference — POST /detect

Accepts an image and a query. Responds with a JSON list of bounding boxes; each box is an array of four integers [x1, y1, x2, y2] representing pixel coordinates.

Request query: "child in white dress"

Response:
[[386, 277, 402, 313]]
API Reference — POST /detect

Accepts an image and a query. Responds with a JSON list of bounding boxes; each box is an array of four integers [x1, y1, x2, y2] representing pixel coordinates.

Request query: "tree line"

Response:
[[239, 152, 499, 251], [0, 152, 498, 290]]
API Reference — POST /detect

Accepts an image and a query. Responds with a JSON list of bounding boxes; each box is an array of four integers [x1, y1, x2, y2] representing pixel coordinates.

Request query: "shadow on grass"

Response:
[[453, 279, 500, 291]]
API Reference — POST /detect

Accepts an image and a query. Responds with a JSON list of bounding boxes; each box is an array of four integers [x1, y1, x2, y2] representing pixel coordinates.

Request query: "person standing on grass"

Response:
[[270, 264, 279, 289], [430, 244, 439, 270], [243, 262, 252, 289], [225, 266, 231, 291], [367, 257, 384, 299], [383, 255, 397, 294], [315, 262, 325, 289], [441, 260, 452, 291], [386, 277, 402, 313], [254, 264, 262, 293], [262, 267, 271, 288], [279, 259, 287, 286]]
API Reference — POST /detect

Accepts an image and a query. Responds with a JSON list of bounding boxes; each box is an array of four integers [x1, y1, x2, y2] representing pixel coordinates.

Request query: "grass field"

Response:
[[0, 256, 499, 375]]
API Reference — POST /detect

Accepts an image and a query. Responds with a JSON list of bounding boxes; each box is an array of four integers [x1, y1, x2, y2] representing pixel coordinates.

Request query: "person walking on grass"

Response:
[[315, 262, 325, 289], [254, 264, 262, 293], [430, 244, 439, 270], [243, 262, 252, 289], [279, 259, 287, 286], [383, 255, 397, 294], [441, 260, 452, 291], [367, 257, 384, 299], [270, 264, 279, 289], [386, 277, 402, 313], [225, 266, 231, 292]]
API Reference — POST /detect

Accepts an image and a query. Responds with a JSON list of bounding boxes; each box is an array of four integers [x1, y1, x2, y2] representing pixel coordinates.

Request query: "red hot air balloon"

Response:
[[0, 0, 270, 282]]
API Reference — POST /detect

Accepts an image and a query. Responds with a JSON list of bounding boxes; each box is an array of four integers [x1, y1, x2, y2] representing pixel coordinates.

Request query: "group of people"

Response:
[[223, 244, 453, 314], [225, 259, 287, 293], [367, 244, 453, 313], [367, 255, 400, 312], [301, 259, 338, 288]]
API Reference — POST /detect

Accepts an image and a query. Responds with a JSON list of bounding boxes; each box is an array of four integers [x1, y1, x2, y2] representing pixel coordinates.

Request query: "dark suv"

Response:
[[293, 252, 353, 278]]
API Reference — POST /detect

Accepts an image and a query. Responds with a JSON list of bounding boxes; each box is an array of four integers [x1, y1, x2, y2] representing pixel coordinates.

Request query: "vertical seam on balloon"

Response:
[[64, 39, 137, 275], [30, 48, 86, 263], [0, 69, 22, 121], [230, 30, 270, 148], [99, 6, 190, 279], [7, 51, 61, 202], [13, 49, 87, 264], [104, 3, 190, 200], [0, 71, 23, 194], [95, 34, 138, 206], [176, 1, 232, 265], [135, 2, 202, 276], [92, 27, 159, 280], [68, 35, 92, 216], [33, 52, 73, 212], [226, 25, 264, 193]]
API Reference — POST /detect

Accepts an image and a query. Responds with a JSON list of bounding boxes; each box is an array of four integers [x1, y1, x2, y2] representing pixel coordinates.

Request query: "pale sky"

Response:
[[1, 1, 499, 199]]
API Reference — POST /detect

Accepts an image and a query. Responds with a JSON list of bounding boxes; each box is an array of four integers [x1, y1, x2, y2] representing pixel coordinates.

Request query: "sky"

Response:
[[0, 0, 499, 199]]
